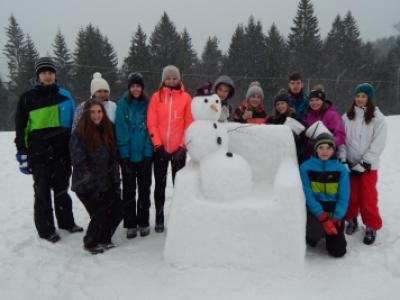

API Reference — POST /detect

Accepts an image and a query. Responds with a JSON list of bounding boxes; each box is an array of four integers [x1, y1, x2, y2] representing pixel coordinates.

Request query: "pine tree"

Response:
[[53, 29, 73, 88], [199, 36, 223, 77], [18, 34, 39, 92], [2, 15, 26, 94], [265, 23, 288, 94], [149, 12, 181, 79], [0, 77, 11, 130], [178, 28, 198, 76], [122, 25, 151, 78], [224, 24, 247, 77], [287, 0, 322, 77], [342, 11, 363, 78]]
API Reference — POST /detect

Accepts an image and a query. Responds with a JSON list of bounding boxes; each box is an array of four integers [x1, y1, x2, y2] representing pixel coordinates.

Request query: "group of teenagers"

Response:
[[14, 56, 387, 257]]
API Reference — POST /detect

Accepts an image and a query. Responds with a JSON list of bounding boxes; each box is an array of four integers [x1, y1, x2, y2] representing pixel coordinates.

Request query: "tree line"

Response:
[[1, 0, 400, 130]]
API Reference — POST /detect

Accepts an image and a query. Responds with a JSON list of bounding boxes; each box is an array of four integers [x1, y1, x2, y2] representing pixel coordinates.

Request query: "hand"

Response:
[[172, 147, 187, 162], [16, 153, 32, 175], [317, 212, 338, 235], [219, 106, 229, 122], [351, 163, 366, 175], [154, 145, 165, 154], [242, 110, 253, 120], [331, 218, 342, 228]]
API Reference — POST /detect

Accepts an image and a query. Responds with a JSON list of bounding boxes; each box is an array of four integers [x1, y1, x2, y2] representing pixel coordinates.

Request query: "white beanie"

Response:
[[246, 81, 264, 100], [90, 72, 110, 96], [162, 65, 181, 82]]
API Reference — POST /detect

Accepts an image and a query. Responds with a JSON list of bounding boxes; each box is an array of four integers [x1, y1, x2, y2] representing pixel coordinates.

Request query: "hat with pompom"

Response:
[[246, 81, 264, 100], [90, 72, 110, 96]]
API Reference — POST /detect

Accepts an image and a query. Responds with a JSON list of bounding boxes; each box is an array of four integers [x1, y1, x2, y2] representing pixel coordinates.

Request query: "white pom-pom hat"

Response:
[[90, 72, 110, 96]]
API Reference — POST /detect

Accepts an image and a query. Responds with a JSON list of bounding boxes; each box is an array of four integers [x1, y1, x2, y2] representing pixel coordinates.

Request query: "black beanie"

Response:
[[128, 72, 144, 89], [309, 89, 326, 102], [35, 57, 57, 76], [274, 93, 291, 105]]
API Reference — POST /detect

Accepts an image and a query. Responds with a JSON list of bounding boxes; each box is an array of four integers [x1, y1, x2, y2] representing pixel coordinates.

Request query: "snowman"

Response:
[[185, 82, 253, 202]]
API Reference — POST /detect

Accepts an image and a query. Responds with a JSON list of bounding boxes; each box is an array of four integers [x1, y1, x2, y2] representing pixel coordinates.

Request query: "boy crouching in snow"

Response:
[[300, 133, 350, 257]]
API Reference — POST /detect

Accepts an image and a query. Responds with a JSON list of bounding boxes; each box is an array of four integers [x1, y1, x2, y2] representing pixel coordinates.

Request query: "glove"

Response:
[[331, 218, 342, 228], [172, 146, 187, 162], [16, 154, 32, 175], [361, 161, 372, 172], [317, 212, 338, 235], [219, 106, 229, 122], [351, 163, 366, 175]]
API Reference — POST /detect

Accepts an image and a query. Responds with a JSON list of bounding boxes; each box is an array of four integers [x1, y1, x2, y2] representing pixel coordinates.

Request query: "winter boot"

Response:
[[139, 226, 150, 237], [155, 223, 164, 233], [67, 224, 84, 233], [363, 228, 377, 245], [345, 218, 358, 235], [127, 228, 137, 239], [44, 232, 61, 243], [99, 242, 116, 250], [84, 245, 104, 255]]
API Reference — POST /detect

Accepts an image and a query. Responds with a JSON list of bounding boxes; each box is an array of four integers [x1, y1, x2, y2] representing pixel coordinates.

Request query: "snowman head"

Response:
[[191, 94, 222, 121]]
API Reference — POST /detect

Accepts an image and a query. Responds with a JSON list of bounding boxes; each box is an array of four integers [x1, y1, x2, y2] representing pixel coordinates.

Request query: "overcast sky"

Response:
[[1, 0, 400, 77]]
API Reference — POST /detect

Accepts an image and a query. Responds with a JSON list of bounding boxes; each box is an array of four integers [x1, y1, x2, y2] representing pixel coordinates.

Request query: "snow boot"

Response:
[[45, 232, 61, 243], [154, 223, 164, 233], [84, 245, 104, 255], [127, 228, 137, 239], [67, 224, 84, 233], [363, 228, 377, 245], [99, 242, 116, 250], [345, 218, 358, 235], [139, 226, 150, 237]]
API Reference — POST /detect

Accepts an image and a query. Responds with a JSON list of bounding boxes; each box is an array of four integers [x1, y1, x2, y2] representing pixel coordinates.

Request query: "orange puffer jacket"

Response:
[[147, 84, 193, 154]]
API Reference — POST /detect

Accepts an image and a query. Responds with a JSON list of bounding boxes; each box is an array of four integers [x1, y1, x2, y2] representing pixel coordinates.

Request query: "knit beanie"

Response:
[[161, 65, 181, 82], [35, 57, 57, 76], [274, 92, 291, 105], [90, 72, 110, 96], [355, 83, 374, 100], [309, 89, 326, 102], [128, 72, 144, 89], [314, 133, 336, 150], [246, 81, 264, 100]]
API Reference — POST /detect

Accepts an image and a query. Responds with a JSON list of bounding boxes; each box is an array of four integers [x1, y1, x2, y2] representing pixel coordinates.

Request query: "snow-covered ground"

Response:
[[1, 116, 399, 300]]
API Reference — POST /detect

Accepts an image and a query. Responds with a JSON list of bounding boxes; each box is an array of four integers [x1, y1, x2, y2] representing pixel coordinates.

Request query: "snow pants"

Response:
[[31, 157, 76, 238], [77, 189, 123, 248], [153, 148, 186, 226], [306, 212, 347, 258], [345, 171, 382, 230], [121, 158, 152, 229]]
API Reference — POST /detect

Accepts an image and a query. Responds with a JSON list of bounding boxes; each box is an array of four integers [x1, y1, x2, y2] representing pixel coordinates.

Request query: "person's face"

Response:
[[129, 84, 143, 98], [355, 93, 368, 107], [38, 71, 56, 86], [309, 97, 324, 111], [216, 84, 231, 101], [275, 101, 289, 114], [94, 89, 109, 101], [164, 76, 180, 87], [90, 104, 103, 125], [289, 80, 303, 94], [316, 144, 334, 161], [248, 94, 262, 108]]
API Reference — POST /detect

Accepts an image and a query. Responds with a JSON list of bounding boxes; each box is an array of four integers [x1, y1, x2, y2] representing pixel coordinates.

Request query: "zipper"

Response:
[[322, 160, 326, 194], [166, 91, 173, 152]]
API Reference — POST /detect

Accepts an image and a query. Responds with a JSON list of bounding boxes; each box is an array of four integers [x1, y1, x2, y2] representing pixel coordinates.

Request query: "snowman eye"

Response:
[[204, 98, 208, 103], [216, 99, 219, 104]]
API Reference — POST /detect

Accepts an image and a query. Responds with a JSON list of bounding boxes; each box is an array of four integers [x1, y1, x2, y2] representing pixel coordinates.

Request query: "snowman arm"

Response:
[[147, 94, 162, 147]]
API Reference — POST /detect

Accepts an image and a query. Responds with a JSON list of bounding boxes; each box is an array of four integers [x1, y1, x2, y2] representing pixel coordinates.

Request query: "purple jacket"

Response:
[[303, 103, 345, 160]]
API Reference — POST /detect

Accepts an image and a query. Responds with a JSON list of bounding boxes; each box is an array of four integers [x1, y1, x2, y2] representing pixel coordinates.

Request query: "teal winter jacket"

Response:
[[115, 92, 153, 162]]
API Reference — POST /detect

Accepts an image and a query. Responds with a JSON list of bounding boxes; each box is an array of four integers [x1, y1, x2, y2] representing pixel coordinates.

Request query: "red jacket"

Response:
[[147, 84, 193, 154]]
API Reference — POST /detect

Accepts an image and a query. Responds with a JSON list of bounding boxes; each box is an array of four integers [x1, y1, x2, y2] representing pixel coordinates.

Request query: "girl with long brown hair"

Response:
[[339, 83, 387, 245], [69, 99, 123, 254]]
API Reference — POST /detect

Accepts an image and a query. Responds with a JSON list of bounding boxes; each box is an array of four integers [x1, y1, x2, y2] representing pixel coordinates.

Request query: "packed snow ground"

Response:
[[1, 116, 399, 300]]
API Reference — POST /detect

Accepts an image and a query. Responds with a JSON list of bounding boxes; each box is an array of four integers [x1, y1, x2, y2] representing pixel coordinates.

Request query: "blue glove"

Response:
[[16, 154, 32, 175]]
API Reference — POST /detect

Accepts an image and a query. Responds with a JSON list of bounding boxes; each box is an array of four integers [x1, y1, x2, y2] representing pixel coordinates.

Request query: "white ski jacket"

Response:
[[339, 106, 387, 170]]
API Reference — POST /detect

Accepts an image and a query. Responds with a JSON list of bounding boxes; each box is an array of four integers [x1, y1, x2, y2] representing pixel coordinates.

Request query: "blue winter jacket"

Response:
[[300, 156, 350, 219], [115, 92, 153, 162], [288, 91, 308, 121]]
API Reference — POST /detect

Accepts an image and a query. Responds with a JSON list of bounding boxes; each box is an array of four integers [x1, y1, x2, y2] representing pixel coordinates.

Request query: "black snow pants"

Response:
[[31, 156, 76, 238], [121, 158, 152, 229]]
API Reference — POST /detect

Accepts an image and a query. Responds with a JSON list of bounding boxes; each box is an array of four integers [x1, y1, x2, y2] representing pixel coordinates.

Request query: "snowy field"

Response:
[[0, 116, 399, 300]]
